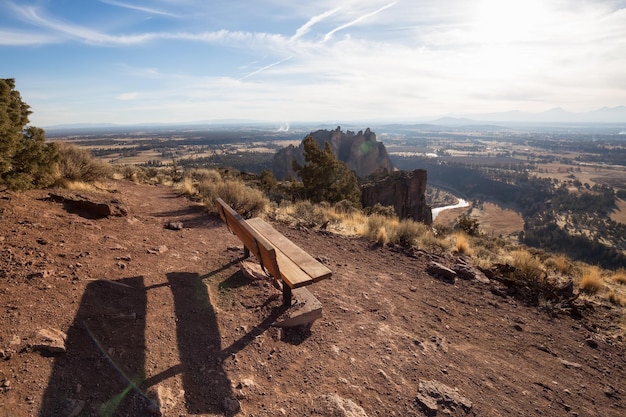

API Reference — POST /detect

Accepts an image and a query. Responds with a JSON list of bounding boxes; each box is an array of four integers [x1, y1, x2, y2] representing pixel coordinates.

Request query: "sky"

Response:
[[1, 0, 625, 127]]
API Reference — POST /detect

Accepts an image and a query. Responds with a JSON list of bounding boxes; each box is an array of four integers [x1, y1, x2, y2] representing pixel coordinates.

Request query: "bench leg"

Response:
[[283, 285, 292, 307]]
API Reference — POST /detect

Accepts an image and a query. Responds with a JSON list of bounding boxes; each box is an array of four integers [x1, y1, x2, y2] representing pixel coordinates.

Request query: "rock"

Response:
[[26, 269, 53, 280], [273, 127, 394, 181], [585, 338, 598, 349], [30, 328, 67, 355], [274, 287, 323, 328], [48, 192, 129, 218], [165, 221, 184, 230], [427, 262, 457, 284], [361, 169, 431, 224], [559, 359, 582, 369], [416, 379, 473, 416], [322, 393, 369, 417], [452, 264, 490, 283], [240, 260, 271, 281], [236, 378, 255, 389]]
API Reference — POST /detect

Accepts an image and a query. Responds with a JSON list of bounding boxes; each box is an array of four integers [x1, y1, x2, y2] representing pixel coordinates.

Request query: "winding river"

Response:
[[431, 198, 469, 221]]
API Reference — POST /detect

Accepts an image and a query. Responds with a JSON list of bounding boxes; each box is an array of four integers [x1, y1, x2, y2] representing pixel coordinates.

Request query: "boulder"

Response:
[[48, 191, 129, 218], [427, 262, 457, 283], [30, 328, 67, 356]]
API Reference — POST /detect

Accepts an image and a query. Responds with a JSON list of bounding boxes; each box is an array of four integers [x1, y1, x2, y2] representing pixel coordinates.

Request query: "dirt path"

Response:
[[0, 180, 624, 416]]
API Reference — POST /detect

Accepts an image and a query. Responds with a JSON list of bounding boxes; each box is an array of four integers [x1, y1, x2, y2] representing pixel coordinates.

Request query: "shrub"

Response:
[[580, 266, 603, 295], [367, 203, 397, 218], [390, 219, 427, 247], [198, 178, 268, 218], [457, 214, 480, 236], [364, 215, 395, 242], [56, 142, 111, 183], [291, 200, 329, 227]]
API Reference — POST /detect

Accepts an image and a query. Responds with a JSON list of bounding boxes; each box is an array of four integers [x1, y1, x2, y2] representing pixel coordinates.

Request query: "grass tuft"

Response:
[[580, 266, 604, 295], [545, 253, 571, 274], [453, 232, 473, 255]]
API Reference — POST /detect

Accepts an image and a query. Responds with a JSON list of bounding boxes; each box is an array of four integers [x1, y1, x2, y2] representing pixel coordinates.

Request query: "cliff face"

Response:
[[361, 169, 432, 224], [272, 127, 394, 180]]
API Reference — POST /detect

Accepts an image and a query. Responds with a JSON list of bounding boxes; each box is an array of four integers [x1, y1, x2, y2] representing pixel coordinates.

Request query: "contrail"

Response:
[[241, 55, 294, 80], [323, 1, 397, 42], [291, 7, 341, 41]]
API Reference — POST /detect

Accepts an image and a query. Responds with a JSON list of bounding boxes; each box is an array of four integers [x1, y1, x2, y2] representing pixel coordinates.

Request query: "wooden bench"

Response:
[[215, 198, 331, 307]]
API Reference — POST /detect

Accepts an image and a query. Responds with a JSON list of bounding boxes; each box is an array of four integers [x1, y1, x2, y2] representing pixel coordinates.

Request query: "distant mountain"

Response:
[[462, 106, 626, 124]]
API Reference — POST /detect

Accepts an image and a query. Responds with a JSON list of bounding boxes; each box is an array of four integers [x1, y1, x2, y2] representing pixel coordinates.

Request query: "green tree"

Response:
[[292, 135, 361, 205], [0, 78, 58, 190]]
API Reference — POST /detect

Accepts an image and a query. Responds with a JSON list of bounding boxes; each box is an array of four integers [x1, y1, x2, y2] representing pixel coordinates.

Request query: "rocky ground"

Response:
[[0, 180, 624, 417]]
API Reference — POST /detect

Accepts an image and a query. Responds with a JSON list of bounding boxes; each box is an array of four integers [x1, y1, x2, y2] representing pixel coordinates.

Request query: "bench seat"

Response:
[[216, 198, 331, 306]]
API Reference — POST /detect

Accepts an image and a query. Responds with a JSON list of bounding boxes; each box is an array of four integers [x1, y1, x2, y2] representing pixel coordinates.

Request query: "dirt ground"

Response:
[[1, 180, 625, 417]]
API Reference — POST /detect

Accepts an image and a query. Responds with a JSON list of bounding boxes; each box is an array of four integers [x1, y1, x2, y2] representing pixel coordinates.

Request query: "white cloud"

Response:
[[116, 92, 139, 100]]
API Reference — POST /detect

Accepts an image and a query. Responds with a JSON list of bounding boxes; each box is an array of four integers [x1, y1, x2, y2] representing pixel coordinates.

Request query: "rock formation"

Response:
[[272, 127, 394, 180], [361, 169, 432, 224]]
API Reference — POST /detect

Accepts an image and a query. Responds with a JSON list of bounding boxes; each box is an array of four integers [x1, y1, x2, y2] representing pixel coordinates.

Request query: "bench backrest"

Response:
[[215, 198, 281, 280]]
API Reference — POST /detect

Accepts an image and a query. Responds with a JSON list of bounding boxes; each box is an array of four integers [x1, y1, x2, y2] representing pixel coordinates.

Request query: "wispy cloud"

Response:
[[291, 7, 341, 41], [323, 2, 397, 42], [99, 0, 179, 17]]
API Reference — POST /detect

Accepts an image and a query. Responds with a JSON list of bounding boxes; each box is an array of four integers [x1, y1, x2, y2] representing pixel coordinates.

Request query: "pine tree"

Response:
[[292, 135, 361, 205], [0, 79, 58, 190]]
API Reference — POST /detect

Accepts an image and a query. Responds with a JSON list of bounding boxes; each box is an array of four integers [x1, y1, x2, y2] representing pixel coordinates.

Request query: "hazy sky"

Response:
[[1, 0, 625, 126]]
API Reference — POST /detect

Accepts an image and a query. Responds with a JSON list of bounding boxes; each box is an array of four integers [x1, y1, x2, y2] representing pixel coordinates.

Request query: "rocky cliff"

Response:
[[361, 169, 432, 224], [272, 127, 394, 180]]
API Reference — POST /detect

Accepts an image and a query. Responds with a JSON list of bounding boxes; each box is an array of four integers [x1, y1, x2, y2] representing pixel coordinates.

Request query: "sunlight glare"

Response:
[[470, 0, 549, 44]]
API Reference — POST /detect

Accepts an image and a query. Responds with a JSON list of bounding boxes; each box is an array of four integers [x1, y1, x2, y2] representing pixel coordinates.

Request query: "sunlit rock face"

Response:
[[272, 127, 394, 180]]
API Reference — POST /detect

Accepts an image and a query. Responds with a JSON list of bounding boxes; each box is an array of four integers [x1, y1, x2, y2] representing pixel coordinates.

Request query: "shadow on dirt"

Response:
[[39, 277, 149, 417], [165, 272, 235, 415]]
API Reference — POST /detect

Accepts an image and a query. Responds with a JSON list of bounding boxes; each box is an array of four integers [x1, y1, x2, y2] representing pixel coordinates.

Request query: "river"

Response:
[[431, 198, 469, 221]]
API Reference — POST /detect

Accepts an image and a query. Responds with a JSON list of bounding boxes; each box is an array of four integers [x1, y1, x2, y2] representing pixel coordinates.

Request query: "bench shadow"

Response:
[[39, 277, 149, 417], [165, 272, 235, 415]]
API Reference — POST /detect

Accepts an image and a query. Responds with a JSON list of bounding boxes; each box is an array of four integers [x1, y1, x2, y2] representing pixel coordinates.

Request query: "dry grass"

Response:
[[176, 176, 198, 197], [611, 269, 626, 285], [579, 266, 604, 295], [453, 232, 473, 255], [508, 250, 546, 280], [607, 291, 626, 306], [545, 253, 572, 274]]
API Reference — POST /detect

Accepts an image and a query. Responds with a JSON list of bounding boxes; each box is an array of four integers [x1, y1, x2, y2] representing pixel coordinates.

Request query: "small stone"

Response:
[[165, 221, 184, 231], [27, 270, 52, 280], [513, 324, 523, 332]]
